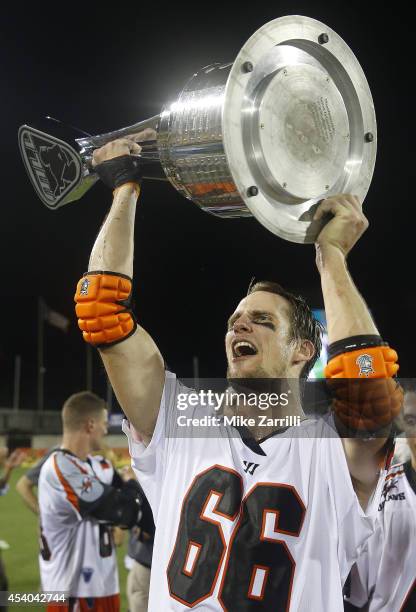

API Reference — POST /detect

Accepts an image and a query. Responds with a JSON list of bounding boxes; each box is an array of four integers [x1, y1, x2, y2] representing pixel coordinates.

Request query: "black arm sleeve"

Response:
[[84, 479, 155, 533], [111, 468, 125, 489], [84, 481, 142, 528]]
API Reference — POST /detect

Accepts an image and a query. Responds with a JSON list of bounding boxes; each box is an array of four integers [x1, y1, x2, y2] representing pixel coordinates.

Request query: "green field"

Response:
[[1, 468, 129, 611]]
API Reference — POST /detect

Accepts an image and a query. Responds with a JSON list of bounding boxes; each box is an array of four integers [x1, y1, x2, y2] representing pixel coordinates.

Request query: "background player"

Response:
[[346, 384, 416, 611], [38, 391, 153, 612], [0, 445, 26, 603], [0, 447, 26, 495], [121, 466, 154, 612]]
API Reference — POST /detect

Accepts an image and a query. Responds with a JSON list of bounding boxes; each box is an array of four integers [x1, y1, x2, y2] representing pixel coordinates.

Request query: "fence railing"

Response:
[[0, 409, 62, 434]]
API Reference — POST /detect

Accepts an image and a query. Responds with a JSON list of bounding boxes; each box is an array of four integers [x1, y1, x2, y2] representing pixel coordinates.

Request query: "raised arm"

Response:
[[314, 194, 377, 341], [314, 195, 398, 504], [76, 134, 165, 443]]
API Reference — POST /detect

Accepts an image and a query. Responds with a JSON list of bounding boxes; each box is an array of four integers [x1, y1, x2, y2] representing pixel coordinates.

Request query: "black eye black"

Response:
[[255, 317, 275, 330]]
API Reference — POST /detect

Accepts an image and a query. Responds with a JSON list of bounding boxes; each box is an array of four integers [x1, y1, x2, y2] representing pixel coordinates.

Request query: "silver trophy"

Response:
[[18, 15, 376, 243]]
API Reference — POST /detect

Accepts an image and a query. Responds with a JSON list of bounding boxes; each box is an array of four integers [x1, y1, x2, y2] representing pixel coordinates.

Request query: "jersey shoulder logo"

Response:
[[379, 471, 406, 510], [382, 478, 398, 498], [81, 476, 93, 495], [356, 353, 375, 376]]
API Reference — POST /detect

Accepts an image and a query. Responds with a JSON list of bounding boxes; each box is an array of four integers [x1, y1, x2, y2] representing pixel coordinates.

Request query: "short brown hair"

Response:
[[248, 280, 323, 378], [62, 391, 107, 432]]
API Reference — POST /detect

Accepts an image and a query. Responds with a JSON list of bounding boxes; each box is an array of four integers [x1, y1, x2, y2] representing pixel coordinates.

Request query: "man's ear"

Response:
[[85, 418, 95, 434], [293, 340, 315, 366]]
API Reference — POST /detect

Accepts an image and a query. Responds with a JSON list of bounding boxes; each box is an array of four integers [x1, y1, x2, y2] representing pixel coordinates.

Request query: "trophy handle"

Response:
[[18, 115, 167, 211]]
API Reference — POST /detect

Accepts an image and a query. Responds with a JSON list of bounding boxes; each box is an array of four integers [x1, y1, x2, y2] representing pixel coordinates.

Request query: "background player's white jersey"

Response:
[[38, 451, 119, 598], [123, 372, 385, 612], [348, 460, 416, 611]]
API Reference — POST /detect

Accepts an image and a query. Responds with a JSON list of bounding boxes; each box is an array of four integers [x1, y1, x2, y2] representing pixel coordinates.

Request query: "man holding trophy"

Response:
[[18, 15, 405, 612], [69, 125, 401, 610]]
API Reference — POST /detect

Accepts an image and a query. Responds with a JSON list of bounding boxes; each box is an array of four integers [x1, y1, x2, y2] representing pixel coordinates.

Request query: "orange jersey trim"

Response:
[[53, 454, 80, 512]]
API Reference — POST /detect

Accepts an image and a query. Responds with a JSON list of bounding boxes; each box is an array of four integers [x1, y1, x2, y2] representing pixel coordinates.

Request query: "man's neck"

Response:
[[61, 434, 89, 461], [224, 378, 304, 441]]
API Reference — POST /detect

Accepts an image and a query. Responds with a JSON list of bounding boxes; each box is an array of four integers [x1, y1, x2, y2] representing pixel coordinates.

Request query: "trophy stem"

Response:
[[76, 114, 161, 168]]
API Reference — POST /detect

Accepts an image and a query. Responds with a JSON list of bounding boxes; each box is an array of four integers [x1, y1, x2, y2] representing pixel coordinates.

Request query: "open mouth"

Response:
[[232, 340, 258, 359]]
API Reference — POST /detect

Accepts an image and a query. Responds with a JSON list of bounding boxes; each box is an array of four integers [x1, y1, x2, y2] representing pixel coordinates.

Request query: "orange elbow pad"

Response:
[[325, 345, 403, 432], [74, 271, 136, 348]]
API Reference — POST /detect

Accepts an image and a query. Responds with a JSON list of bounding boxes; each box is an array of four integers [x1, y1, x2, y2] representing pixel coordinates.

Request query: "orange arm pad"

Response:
[[74, 272, 136, 348], [325, 346, 403, 432], [324, 346, 399, 379]]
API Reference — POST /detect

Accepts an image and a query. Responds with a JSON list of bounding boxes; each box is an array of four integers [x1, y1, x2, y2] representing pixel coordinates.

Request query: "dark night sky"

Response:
[[0, 3, 412, 410]]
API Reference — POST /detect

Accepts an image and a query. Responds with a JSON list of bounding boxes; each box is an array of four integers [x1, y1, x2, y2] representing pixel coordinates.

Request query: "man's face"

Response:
[[225, 291, 295, 379], [401, 392, 416, 459], [89, 409, 109, 451]]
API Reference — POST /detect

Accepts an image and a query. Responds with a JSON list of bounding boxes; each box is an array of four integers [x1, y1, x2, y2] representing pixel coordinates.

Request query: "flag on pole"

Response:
[[42, 300, 70, 332]]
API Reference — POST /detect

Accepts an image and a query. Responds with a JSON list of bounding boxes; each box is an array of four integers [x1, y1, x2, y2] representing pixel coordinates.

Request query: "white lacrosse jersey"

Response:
[[123, 372, 386, 612], [38, 451, 119, 598], [347, 460, 416, 611]]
